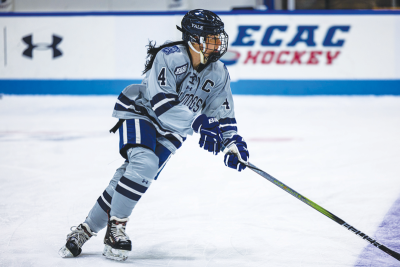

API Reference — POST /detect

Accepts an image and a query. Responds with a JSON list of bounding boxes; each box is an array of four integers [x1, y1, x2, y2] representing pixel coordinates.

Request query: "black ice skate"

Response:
[[59, 223, 97, 257], [103, 216, 132, 261]]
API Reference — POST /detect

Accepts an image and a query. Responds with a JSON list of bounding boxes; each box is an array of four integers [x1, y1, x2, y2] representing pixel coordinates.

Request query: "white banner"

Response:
[[221, 14, 400, 80], [0, 15, 181, 79], [0, 13, 399, 80]]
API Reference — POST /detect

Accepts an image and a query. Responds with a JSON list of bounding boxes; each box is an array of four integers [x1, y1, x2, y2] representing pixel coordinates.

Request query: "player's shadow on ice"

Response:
[[76, 251, 195, 262], [128, 251, 196, 261]]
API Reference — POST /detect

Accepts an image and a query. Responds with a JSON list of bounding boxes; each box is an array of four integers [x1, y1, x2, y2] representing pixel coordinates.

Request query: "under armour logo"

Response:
[[142, 179, 148, 184], [22, 34, 63, 59]]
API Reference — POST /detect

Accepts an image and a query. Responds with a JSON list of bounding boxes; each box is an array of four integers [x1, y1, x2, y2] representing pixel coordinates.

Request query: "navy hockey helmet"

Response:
[[177, 9, 228, 63]]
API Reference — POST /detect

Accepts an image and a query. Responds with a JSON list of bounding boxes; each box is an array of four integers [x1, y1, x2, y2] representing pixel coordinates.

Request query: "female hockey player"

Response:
[[59, 9, 249, 261]]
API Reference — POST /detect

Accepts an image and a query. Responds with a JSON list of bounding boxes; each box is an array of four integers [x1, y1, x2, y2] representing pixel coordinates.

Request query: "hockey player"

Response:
[[59, 9, 249, 261]]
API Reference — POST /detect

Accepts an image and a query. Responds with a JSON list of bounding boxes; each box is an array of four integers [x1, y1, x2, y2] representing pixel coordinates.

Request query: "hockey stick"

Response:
[[222, 146, 400, 261]]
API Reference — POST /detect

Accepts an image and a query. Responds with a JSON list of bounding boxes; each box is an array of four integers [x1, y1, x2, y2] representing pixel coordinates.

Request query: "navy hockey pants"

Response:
[[85, 119, 172, 233]]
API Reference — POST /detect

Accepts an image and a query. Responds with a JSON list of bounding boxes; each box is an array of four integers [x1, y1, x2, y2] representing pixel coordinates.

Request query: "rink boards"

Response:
[[0, 10, 399, 95]]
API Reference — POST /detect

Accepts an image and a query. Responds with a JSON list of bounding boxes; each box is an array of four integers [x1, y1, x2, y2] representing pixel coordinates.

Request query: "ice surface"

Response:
[[0, 95, 400, 267]]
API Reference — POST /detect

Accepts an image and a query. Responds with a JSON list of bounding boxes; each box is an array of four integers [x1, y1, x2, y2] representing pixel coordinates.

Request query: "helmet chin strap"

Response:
[[188, 38, 207, 64]]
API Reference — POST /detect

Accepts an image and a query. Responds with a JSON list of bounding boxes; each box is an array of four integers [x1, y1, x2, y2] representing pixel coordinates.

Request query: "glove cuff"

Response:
[[224, 134, 246, 147], [191, 114, 206, 133]]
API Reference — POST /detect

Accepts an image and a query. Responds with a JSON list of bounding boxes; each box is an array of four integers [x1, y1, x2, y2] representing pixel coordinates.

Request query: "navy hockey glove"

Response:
[[192, 114, 222, 155], [223, 135, 249, 172]]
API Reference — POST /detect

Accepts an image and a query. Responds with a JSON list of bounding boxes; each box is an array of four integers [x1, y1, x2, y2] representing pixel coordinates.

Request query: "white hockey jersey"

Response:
[[112, 43, 238, 154]]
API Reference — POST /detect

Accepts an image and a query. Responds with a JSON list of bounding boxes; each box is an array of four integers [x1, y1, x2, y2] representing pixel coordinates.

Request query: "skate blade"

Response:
[[103, 244, 129, 261], [58, 246, 73, 258]]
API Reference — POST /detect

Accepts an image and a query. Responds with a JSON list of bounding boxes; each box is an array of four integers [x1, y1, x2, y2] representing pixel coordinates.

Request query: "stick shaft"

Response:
[[246, 162, 400, 261]]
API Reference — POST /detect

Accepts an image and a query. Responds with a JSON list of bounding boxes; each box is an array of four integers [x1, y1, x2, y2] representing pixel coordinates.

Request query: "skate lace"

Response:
[[67, 226, 91, 247], [111, 223, 129, 242]]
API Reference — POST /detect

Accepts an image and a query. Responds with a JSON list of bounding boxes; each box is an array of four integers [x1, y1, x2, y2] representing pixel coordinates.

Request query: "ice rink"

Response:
[[1, 95, 400, 267]]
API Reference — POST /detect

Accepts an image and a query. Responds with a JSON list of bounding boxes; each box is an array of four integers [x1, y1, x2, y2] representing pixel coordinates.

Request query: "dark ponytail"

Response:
[[142, 40, 186, 75]]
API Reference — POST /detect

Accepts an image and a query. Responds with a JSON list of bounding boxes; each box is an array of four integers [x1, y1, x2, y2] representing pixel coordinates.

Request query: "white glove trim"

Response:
[[223, 143, 248, 165]]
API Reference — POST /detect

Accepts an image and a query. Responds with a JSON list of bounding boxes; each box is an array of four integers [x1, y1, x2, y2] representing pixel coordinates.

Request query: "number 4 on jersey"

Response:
[[223, 98, 230, 109], [158, 67, 167, 86]]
